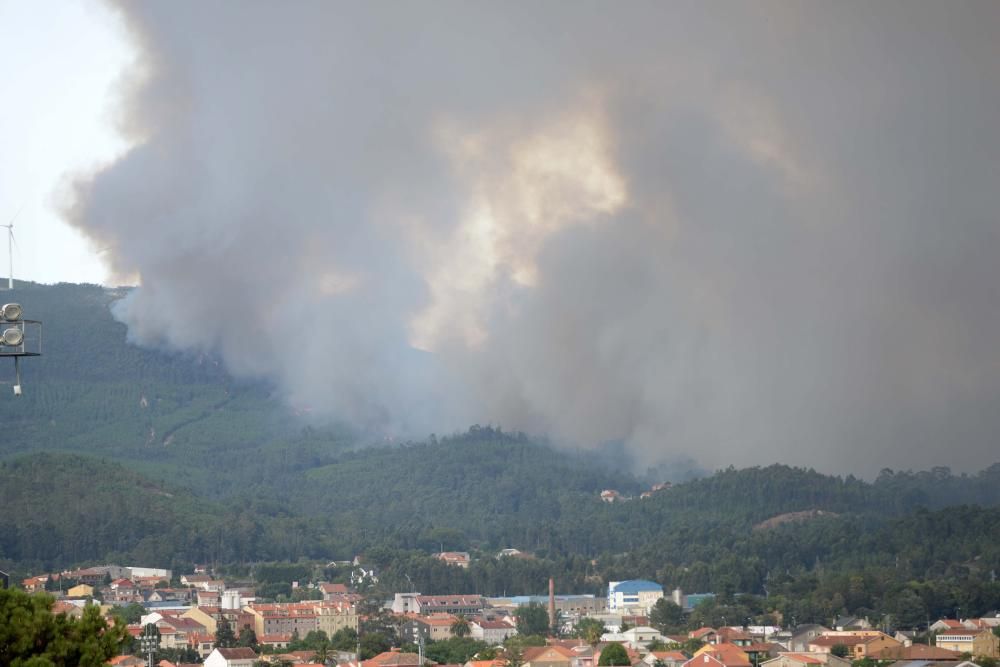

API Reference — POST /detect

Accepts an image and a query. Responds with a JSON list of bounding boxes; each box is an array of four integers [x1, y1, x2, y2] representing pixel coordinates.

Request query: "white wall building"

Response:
[[607, 580, 664, 613], [204, 647, 257, 667]]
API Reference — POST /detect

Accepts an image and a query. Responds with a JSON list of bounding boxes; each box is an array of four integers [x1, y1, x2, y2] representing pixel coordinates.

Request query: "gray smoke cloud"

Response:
[[67, 1, 1000, 474]]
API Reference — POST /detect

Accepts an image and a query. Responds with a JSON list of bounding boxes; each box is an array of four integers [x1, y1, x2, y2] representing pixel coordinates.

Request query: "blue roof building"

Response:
[[608, 579, 664, 613]]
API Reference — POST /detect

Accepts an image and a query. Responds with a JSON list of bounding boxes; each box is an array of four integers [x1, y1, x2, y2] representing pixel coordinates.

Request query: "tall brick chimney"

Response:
[[549, 577, 556, 633]]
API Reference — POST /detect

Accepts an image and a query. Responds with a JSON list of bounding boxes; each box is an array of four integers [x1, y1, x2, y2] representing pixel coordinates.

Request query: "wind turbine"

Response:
[[2, 209, 19, 290]]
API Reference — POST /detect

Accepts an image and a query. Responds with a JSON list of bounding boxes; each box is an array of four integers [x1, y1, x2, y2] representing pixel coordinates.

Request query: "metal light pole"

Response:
[[140, 623, 160, 667]]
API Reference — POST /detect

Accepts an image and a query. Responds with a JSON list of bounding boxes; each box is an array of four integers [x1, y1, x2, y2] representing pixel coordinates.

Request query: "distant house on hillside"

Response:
[[67, 583, 94, 598], [320, 582, 350, 599], [833, 617, 872, 631], [436, 552, 471, 568]]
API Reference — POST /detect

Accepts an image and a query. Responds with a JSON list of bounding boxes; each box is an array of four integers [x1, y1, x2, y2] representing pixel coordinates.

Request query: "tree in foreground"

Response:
[[514, 603, 551, 638], [329, 627, 359, 651], [216, 618, 238, 648], [649, 599, 686, 634], [598, 642, 630, 666], [239, 623, 259, 650], [0, 588, 127, 666], [424, 637, 490, 664], [452, 615, 471, 638], [574, 617, 606, 645]]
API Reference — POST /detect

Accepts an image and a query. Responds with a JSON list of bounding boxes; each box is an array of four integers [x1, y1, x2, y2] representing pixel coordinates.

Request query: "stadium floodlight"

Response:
[[1, 327, 23, 346], [0, 303, 40, 396], [140, 623, 160, 667], [1, 303, 21, 321]]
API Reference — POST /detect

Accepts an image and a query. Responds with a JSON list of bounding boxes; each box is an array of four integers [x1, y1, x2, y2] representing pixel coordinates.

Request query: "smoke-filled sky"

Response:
[[65, 1, 1000, 474]]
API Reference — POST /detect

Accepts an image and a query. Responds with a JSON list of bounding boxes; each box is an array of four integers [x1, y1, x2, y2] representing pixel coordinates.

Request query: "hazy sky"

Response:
[[16, 1, 1000, 474], [0, 0, 132, 285]]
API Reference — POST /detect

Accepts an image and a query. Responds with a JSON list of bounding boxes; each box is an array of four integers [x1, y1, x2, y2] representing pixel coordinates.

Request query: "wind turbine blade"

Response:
[[7, 203, 24, 226]]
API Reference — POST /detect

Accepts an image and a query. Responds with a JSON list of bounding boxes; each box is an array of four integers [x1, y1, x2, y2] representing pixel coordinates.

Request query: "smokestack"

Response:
[[549, 577, 556, 634]]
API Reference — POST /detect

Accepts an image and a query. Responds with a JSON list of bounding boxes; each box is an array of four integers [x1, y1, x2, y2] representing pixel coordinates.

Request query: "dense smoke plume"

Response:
[[68, 1, 1000, 473]]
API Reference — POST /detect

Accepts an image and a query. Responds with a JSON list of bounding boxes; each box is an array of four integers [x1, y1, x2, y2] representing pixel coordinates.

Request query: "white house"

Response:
[[601, 626, 665, 650], [204, 647, 258, 667], [471, 619, 518, 645]]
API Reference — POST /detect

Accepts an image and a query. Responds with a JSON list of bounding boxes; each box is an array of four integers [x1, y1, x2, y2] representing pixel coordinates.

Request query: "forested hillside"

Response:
[[2, 282, 1000, 624]]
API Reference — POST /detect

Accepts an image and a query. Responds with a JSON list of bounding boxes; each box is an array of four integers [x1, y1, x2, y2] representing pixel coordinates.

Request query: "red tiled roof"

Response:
[[651, 652, 688, 661], [321, 583, 350, 593], [51, 601, 79, 614], [776, 654, 824, 665], [419, 614, 459, 626], [698, 645, 752, 667], [216, 647, 258, 659], [807, 637, 853, 648], [873, 645, 960, 659], [364, 652, 438, 667], [744, 643, 776, 653], [467, 660, 506, 667]]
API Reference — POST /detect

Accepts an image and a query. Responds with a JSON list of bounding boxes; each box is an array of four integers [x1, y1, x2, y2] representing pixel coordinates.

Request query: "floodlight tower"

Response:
[[1, 302, 41, 395], [139, 623, 160, 667]]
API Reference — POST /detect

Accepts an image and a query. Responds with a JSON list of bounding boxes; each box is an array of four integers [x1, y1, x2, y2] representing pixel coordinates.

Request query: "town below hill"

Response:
[[4, 565, 999, 667]]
